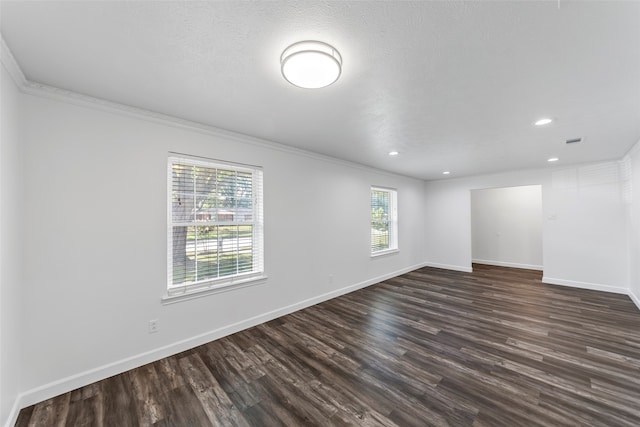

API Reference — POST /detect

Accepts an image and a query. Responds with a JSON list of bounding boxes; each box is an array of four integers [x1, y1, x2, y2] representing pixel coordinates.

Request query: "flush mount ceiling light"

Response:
[[281, 41, 342, 89], [442, 171, 451, 175], [535, 118, 553, 126], [388, 151, 399, 156], [548, 157, 559, 162]]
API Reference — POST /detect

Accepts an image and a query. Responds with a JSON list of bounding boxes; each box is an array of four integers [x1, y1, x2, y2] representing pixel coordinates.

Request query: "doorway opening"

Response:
[[470, 185, 543, 272]]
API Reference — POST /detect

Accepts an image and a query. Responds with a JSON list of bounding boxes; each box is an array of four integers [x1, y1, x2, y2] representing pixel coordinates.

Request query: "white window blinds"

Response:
[[168, 156, 263, 295], [371, 187, 398, 254]]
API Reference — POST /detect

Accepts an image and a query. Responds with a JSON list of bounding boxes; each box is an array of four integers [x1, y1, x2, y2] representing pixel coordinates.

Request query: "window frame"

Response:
[[370, 186, 399, 257], [164, 155, 266, 303]]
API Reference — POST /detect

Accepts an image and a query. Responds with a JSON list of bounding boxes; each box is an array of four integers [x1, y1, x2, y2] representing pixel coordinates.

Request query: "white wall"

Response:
[[425, 164, 629, 293], [16, 89, 426, 405], [627, 139, 640, 308], [471, 185, 542, 270], [2, 44, 639, 427], [0, 61, 23, 423], [545, 162, 629, 291]]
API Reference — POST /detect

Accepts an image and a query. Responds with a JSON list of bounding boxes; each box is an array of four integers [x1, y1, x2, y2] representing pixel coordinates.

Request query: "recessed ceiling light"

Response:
[[388, 151, 399, 156], [281, 41, 342, 89], [548, 157, 559, 162], [442, 171, 451, 175], [535, 118, 553, 126]]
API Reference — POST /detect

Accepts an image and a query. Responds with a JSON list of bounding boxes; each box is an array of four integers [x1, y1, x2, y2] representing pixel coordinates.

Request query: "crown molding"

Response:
[[0, 35, 418, 182], [1, 34, 27, 88], [625, 137, 640, 159], [21, 80, 419, 180]]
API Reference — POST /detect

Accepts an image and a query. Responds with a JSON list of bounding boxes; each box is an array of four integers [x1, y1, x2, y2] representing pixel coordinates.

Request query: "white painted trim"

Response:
[[162, 275, 268, 305], [14, 262, 426, 410], [629, 289, 640, 312], [3, 397, 21, 427], [370, 249, 399, 258], [624, 137, 640, 159], [542, 276, 628, 295], [472, 259, 543, 271], [18, 84, 416, 183], [0, 35, 418, 182], [0, 36, 27, 88], [423, 261, 473, 273]]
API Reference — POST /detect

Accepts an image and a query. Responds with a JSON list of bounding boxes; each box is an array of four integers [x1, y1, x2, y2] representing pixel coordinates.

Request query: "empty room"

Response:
[[1, 1, 640, 426]]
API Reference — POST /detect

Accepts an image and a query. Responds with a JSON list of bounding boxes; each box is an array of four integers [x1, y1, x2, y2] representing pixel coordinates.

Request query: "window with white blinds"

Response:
[[371, 187, 398, 255], [168, 156, 264, 296]]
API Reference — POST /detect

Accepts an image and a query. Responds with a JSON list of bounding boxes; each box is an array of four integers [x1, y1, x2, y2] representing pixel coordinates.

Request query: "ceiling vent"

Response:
[[565, 137, 583, 144]]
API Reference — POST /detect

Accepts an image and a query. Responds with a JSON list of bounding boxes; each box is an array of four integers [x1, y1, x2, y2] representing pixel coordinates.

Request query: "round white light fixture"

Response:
[[535, 118, 553, 126], [388, 151, 399, 156], [548, 157, 559, 162], [443, 171, 451, 175], [281, 41, 342, 89]]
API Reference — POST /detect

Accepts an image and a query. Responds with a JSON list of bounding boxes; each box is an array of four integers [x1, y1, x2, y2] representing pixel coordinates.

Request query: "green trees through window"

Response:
[[371, 187, 398, 254]]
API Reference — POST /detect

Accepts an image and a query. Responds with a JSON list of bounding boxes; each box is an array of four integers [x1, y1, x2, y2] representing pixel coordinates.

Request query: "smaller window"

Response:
[[371, 187, 398, 255]]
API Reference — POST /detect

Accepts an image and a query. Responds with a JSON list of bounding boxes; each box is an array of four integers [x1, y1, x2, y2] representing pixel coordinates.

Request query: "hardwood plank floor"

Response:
[[15, 265, 640, 426]]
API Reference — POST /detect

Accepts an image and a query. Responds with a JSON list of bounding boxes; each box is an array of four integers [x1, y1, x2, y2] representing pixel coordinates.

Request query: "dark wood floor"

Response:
[[16, 265, 640, 426]]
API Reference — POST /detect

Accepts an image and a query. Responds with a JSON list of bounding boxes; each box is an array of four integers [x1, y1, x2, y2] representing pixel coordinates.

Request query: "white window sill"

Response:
[[162, 274, 268, 305], [370, 249, 399, 259]]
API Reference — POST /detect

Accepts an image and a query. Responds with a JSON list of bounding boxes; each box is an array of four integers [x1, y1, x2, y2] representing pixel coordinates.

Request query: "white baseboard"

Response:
[[422, 261, 472, 273], [542, 276, 628, 294], [3, 395, 22, 427], [11, 262, 427, 417], [629, 289, 640, 311], [472, 259, 543, 271]]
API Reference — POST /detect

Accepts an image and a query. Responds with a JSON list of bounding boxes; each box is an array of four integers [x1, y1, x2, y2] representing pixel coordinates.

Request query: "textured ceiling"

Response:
[[1, 0, 639, 180]]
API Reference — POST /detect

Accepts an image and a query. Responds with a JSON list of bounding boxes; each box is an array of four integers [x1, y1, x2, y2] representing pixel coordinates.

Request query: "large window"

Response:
[[168, 156, 264, 296], [371, 187, 398, 255]]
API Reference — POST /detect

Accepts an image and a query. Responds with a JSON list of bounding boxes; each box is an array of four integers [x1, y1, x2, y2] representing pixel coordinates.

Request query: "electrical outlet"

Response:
[[328, 274, 333, 284], [149, 319, 159, 334]]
